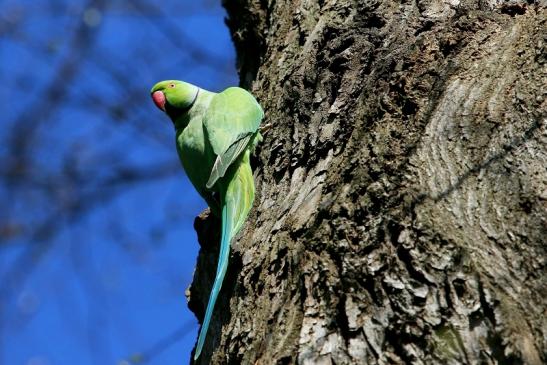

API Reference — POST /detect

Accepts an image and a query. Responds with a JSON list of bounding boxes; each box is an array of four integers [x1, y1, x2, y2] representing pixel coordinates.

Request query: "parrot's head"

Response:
[[150, 80, 199, 120]]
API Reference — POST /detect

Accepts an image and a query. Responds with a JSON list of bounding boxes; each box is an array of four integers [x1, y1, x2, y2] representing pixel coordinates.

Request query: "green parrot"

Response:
[[150, 80, 263, 360]]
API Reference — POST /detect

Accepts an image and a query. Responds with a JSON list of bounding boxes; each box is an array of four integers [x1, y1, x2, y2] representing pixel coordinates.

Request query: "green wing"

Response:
[[203, 87, 263, 189]]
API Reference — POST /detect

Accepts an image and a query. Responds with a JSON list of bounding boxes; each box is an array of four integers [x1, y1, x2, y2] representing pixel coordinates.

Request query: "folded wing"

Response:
[[203, 87, 263, 189]]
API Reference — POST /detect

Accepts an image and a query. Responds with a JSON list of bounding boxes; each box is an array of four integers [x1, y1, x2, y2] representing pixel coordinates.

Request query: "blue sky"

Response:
[[0, 1, 238, 364]]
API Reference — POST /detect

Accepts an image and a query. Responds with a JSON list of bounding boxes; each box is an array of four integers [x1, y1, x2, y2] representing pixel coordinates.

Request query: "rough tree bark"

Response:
[[188, 1, 546, 364]]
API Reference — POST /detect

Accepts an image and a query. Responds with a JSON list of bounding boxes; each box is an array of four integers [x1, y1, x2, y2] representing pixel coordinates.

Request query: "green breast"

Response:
[[176, 118, 215, 194]]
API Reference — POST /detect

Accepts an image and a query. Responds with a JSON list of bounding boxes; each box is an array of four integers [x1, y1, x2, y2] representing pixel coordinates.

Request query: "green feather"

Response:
[[206, 132, 253, 189]]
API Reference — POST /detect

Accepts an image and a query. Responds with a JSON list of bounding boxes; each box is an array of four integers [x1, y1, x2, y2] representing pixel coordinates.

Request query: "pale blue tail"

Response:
[[193, 154, 255, 360], [194, 201, 232, 360]]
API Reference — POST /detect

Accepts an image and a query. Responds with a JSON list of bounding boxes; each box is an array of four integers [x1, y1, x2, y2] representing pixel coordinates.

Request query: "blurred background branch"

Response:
[[0, 0, 237, 363]]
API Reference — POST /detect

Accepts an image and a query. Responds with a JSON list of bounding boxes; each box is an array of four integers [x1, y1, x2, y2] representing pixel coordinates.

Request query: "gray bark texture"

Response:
[[188, 1, 546, 364]]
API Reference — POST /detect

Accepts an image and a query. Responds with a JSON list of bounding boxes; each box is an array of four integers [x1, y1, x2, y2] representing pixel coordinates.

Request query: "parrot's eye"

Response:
[[168, 83, 176, 88]]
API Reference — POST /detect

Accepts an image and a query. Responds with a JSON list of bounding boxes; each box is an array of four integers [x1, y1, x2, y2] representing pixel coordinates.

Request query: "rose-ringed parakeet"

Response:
[[150, 80, 263, 360]]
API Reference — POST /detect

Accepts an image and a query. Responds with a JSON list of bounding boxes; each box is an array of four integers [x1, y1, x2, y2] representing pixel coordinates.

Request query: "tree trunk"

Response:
[[189, 1, 546, 364]]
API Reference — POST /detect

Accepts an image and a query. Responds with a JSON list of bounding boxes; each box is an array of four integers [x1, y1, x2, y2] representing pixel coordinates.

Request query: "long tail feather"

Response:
[[194, 200, 232, 360], [194, 152, 255, 360]]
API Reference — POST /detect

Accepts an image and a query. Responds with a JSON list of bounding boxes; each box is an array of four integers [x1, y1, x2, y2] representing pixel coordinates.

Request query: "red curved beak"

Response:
[[151, 90, 166, 111]]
